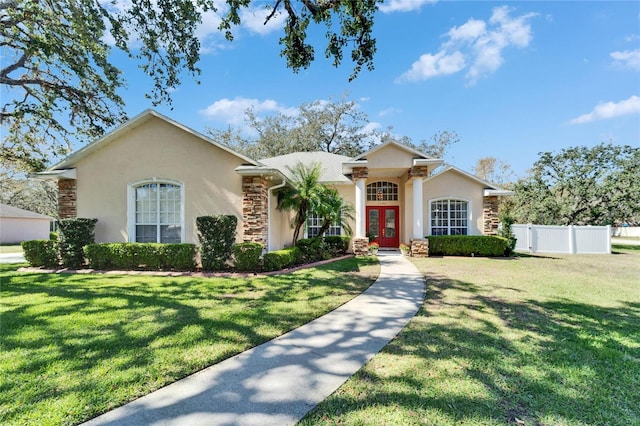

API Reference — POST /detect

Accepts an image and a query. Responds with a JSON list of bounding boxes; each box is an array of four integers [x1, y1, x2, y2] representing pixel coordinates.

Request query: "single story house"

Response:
[[0, 203, 53, 244], [33, 110, 512, 254]]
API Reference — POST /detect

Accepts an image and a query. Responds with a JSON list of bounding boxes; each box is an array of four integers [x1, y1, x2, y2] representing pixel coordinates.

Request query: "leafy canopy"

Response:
[[1, 0, 381, 172], [510, 143, 640, 226]]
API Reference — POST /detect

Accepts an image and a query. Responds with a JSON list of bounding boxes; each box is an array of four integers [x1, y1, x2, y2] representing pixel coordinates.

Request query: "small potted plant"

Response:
[[368, 241, 379, 255], [399, 243, 410, 256]]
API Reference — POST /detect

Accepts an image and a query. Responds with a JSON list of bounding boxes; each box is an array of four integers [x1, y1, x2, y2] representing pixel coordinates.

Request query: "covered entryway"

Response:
[[366, 206, 399, 248]]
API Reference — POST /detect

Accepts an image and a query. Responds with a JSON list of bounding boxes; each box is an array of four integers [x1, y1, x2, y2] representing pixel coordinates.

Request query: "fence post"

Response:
[[606, 225, 611, 254], [527, 223, 532, 253], [568, 225, 575, 254]]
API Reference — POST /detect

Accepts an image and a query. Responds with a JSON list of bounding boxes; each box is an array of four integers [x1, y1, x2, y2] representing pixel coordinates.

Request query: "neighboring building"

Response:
[[0, 203, 53, 244], [32, 110, 512, 252]]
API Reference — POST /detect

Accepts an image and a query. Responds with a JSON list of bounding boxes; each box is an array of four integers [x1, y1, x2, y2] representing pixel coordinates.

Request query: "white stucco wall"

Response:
[[0, 218, 51, 244], [72, 116, 246, 244]]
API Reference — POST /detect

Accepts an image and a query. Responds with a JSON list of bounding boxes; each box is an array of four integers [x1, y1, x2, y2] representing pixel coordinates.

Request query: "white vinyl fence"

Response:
[[512, 224, 611, 254]]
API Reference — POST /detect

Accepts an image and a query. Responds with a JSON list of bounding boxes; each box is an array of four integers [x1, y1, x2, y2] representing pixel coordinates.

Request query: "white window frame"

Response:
[[127, 178, 185, 243], [366, 181, 399, 201], [428, 198, 471, 236], [304, 211, 343, 238]]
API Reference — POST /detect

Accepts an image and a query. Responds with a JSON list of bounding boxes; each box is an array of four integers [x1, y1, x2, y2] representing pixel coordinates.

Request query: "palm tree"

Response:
[[276, 162, 353, 245], [276, 162, 325, 245], [315, 187, 354, 237]]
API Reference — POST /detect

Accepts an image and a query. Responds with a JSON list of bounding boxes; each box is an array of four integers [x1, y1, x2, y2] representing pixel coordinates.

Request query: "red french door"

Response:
[[366, 206, 400, 248]]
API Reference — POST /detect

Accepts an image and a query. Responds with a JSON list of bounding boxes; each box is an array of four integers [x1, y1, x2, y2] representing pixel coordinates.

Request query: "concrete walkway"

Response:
[[83, 252, 425, 426], [0, 252, 25, 263]]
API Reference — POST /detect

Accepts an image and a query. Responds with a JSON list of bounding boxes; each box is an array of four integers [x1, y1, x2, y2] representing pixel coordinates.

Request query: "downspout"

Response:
[[267, 178, 287, 252]]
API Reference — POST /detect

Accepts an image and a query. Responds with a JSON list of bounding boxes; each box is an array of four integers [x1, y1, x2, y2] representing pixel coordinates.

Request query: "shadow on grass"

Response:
[[0, 257, 377, 425], [305, 276, 639, 425]]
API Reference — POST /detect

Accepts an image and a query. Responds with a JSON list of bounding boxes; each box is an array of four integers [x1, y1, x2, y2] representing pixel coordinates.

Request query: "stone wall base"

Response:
[[410, 238, 429, 257], [352, 237, 369, 256]]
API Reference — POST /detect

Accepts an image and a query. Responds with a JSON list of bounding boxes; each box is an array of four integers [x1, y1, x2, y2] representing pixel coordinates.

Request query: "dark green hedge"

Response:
[[21, 240, 59, 268], [427, 235, 510, 257], [58, 218, 98, 268], [263, 247, 302, 272], [84, 243, 197, 271], [197, 215, 237, 271], [232, 242, 263, 272], [324, 236, 351, 256]]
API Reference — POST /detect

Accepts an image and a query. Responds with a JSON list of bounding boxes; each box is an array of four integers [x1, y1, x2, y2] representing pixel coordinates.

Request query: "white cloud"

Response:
[[379, 0, 437, 13], [199, 97, 297, 126], [398, 51, 466, 82], [569, 95, 640, 124], [240, 6, 286, 35], [378, 107, 402, 117], [398, 6, 537, 84], [611, 49, 640, 71], [447, 19, 486, 42]]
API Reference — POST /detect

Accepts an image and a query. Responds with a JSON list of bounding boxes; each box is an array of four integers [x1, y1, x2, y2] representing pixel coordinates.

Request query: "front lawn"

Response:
[[302, 249, 639, 425], [0, 257, 379, 426]]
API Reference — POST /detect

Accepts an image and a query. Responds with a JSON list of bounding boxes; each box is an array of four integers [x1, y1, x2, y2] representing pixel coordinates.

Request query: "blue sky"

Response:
[[110, 0, 639, 177]]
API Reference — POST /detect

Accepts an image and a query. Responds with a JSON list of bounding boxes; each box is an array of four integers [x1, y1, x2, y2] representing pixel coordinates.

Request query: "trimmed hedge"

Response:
[[58, 218, 98, 268], [427, 235, 511, 257], [197, 215, 237, 271], [324, 236, 351, 256], [263, 247, 302, 272], [21, 240, 59, 268], [84, 243, 197, 271], [296, 237, 329, 262], [232, 242, 263, 272]]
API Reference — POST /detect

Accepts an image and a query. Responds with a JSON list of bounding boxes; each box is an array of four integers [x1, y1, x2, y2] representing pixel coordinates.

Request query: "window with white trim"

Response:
[[306, 212, 342, 238], [430, 199, 468, 235], [133, 182, 183, 243], [366, 181, 398, 201]]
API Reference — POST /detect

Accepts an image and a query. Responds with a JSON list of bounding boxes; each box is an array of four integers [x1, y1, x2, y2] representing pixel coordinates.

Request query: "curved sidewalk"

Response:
[[84, 252, 426, 426]]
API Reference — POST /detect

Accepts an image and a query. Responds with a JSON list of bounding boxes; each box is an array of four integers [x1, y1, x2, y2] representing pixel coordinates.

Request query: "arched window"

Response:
[[430, 199, 469, 235], [366, 181, 398, 201], [129, 180, 183, 243]]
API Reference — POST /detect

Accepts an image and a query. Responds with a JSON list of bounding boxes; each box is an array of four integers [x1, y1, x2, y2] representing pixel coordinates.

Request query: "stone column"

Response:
[[58, 179, 77, 219], [242, 176, 268, 246], [483, 196, 500, 235]]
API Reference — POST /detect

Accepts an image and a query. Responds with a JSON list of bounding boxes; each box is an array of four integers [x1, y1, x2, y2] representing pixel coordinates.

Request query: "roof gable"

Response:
[[425, 166, 502, 190], [354, 140, 436, 161], [48, 109, 259, 170]]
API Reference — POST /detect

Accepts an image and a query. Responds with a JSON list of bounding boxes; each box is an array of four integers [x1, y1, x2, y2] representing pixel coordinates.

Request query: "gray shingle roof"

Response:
[[259, 152, 353, 184], [0, 203, 53, 219]]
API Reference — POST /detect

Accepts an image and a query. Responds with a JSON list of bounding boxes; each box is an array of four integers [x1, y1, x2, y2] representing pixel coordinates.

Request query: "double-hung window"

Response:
[[306, 212, 342, 238], [430, 199, 469, 236], [131, 181, 183, 243]]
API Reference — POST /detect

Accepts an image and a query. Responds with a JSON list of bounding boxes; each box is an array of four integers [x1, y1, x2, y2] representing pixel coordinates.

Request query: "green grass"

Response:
[[302, 251, 640, 426], [0, 257, 379, 426], [0, 245, 23, 254]]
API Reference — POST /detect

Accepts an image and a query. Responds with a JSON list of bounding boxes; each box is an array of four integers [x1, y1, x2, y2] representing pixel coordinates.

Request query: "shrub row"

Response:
[[197, 215, 237, 271], [84, 243, 197, 271], [427, 235, 511, 257], [263, 247, 303, 272], [232, 242, 263, 272], [21, 240, 59, 268]]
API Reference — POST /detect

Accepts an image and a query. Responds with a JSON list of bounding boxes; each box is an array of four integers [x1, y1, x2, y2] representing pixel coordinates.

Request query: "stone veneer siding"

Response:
[[408, 165, 429, 178], [410, 239, 429, 257], [352, 237, 369, 256], [351, 167, 369, 179], [483, 196, 500, 235], [58, 179, 77, 219], [242, 176, 268, 246]]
